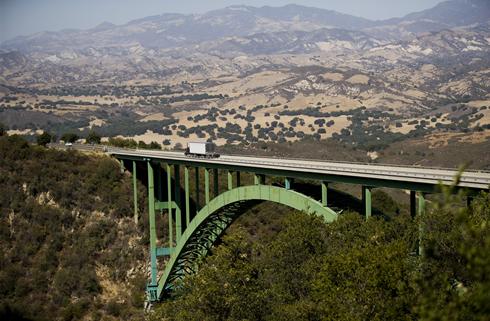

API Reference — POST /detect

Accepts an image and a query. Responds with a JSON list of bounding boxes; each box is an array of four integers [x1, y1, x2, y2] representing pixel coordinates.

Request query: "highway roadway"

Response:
[[107, 147, 490, 191]]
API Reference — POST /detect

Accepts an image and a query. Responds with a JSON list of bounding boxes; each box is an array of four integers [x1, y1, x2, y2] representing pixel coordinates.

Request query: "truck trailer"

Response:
[[184, 142, 220, 158]]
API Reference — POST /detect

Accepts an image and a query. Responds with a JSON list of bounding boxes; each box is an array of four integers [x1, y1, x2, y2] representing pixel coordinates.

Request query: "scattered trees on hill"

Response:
[[85, 131, 101, 144], [137, 141, 162, 150], [61, 132, 79, 143], [36, 131, 53, 146], [108, 137, 138, 149]]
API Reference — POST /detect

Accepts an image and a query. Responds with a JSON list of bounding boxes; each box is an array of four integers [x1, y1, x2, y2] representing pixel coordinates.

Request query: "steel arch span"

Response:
[[155, 184, 338, 300]]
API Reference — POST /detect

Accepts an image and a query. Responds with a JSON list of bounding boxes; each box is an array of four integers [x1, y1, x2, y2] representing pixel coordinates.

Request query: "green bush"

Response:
[[36, 131, 53, 146]]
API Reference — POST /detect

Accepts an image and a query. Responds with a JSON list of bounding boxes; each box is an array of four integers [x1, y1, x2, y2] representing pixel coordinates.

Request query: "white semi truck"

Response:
[[184, 142, 220, 158]]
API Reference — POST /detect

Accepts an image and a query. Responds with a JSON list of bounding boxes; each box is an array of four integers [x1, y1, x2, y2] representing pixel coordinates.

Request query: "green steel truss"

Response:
[[156, 185, 338, 299], [116, 157, 481, 303], [134, 158, 339, 301]]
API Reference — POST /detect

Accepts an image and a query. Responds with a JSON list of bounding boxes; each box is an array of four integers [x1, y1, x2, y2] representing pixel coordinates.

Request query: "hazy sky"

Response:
[[0, 0, 444, 42]]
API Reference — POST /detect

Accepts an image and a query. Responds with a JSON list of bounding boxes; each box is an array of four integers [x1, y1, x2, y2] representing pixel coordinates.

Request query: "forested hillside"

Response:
[[0, 133, 489, 321], [0, 134, 149, 320]]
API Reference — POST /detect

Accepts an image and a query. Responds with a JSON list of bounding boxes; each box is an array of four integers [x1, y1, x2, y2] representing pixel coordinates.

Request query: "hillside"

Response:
[[0, 134, 148, 320]]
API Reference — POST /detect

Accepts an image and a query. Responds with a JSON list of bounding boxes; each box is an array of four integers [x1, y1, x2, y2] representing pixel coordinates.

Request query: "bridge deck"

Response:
[[109, 148, 490, 191]]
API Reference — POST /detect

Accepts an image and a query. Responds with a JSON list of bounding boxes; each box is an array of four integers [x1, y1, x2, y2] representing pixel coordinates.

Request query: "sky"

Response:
[[0, 0, 444, 43]]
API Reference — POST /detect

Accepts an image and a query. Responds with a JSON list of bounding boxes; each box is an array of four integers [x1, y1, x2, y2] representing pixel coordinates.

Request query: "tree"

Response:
[[415, 186, 490, 321], [61, 132, 79, 143], [149, 141, 162, 150], [85, 131, 101, 144], [37, 131, 52, 147]]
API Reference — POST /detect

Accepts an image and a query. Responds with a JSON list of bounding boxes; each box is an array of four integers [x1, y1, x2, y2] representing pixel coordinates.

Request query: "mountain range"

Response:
[[1, 0, 489, 53]]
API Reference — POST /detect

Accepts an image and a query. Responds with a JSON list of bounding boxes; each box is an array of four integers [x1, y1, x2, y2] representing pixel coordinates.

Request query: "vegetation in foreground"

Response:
[[154, 189, 490, 320]]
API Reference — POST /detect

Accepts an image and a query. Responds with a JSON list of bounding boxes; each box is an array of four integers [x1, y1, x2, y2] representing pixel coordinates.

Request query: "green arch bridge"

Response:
[[111, 147, 490, 302]]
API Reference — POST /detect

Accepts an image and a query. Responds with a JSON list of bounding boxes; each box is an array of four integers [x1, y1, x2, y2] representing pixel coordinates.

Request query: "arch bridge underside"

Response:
[[116, 156, 483, 303], [155, 185, 338, 300]]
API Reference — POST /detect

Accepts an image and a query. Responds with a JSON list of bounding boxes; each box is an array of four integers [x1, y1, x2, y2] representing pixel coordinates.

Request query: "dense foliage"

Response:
[[154, 189, 490, 320], [0, 135, 148, 321]]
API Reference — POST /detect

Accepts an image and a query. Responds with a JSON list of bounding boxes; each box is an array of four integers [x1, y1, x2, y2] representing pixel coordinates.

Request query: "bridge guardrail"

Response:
[[220, 152, 489, 174], [47, 143, 490, 175]]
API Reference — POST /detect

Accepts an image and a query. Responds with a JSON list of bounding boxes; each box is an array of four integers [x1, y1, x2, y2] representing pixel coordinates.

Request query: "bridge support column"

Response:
[[410, 191, 416, 218], [146, 161, 158, 294], [227, 171, 233, 190], [132, 161, 138, 224], [321, 181, 328, 207], [285, 177, 293, 190], [119, 159, 125, 174], [213, 169, 219, 197], [362, 186, 372, 220], [236, 171, 241, 187], [184, 166, 190, 226], [166, 164, 173, 247], [418, 192, 426, 257], [205, 168, 210, 204], [174, 165, 182, 241], [195, 167, 200, 212]]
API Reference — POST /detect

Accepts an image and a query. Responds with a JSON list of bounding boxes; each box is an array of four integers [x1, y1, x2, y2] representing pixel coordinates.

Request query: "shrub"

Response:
[[37, 131, 53, 146], [85, 130, 101, 144]]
